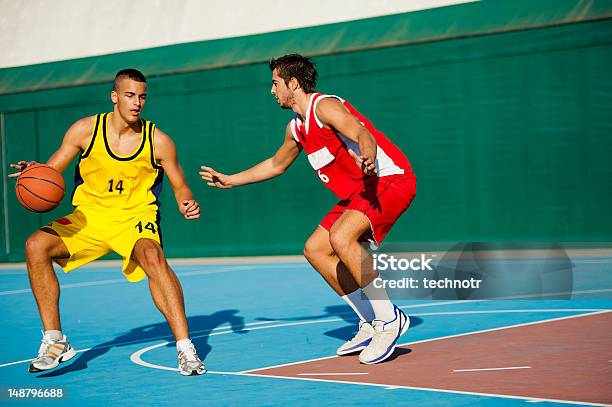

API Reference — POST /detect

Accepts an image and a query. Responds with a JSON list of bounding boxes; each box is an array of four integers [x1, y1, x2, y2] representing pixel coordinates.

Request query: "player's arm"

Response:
[[316, 98, 378, 176], [154, 129, 200, 220], [9, 116, 93, 177], [199, 122, 301, 189]]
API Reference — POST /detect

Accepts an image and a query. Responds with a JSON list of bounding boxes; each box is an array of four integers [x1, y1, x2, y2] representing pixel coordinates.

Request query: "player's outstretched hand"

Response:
[[348, 149, 377, 176], [199, 166, 233, 189], [8, 160, 38, 178], [181, 199, 201, 220]]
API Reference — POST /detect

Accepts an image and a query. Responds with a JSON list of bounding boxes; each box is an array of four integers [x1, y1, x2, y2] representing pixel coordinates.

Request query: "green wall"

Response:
[[1, 7, 612, 261]]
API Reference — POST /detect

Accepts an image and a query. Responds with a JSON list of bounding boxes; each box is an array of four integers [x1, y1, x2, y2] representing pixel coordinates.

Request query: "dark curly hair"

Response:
[[269, 54, 317, 93]]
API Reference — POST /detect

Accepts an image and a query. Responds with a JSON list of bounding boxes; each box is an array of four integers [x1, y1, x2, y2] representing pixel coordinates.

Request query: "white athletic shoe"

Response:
[[29, 332, 76, 373], [359, 306, 409, 365], [178, 343, 206, 376], [336, 321, 374, 356]]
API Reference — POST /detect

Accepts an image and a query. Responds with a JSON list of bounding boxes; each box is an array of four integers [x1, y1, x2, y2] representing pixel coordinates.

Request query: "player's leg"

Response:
[[330, 173, 417, 364], [303, 226, 360, 295], [304, 226, 376, 355], [327, 209, 398, 328], [328, 210, 379, 288], [25, 229, 76, 373], [304, 226, 376, 321], [329, 209, 409, 364], [25, 229, 69, 331], [130, 238, 205, 375], [131, 238, 188, 337]]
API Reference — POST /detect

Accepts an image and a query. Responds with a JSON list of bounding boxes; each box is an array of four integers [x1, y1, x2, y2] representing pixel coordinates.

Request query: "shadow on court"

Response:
[[384, 347, 412, 362], [256, 304, 423, 341], [35, 309, 246, 378]]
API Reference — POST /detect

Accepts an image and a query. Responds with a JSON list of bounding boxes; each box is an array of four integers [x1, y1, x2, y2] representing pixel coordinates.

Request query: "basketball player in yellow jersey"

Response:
[[9, 69, 205, 376]]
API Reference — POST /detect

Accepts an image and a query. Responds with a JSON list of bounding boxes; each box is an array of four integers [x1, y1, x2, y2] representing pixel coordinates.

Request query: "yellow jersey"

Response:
[[71, 113, 164, 214]]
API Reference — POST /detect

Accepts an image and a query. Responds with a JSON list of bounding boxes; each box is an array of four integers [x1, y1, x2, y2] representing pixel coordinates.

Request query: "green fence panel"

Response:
[[1, 17, 611, 261]]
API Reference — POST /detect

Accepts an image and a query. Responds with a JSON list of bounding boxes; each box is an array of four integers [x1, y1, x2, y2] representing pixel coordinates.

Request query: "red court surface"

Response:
[[247, 311, 612, 405]]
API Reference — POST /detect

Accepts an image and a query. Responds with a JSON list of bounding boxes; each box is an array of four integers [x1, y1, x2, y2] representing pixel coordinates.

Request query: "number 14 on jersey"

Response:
[[108, 179, 125, 194], [135, 221, 157, 234]]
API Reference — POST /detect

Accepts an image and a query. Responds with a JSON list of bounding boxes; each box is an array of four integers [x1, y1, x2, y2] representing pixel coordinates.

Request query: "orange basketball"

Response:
[[15, 164, 65, 213]]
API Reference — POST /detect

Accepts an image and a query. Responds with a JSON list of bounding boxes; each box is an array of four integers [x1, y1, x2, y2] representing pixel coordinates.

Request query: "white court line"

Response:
[[232, 311, 612, 406], [2, 308, 606, 369], [236, 371, 611, 407], [400, 300, 481, 308], [0, 265, 257, 296], [128, 309, 608, 375], [0, 252, 609, 272], [6, 309, 612, 406], [0, 260, 308, 272], [410, 309, 604, 317], [453, 366, 531, 372], [238, 310, 610, 373], [486, 288, 612, 300], [0, 256, 308, 270], [2, 274, 610, 298], [1, 299, 472, 368], [130, 318, 346, 371], [0, 319, 278, 369], [297, 372, 369, 376], [0, 357, 39, 369], [203, 371, 371, 377], [1, 300, 474, 367]]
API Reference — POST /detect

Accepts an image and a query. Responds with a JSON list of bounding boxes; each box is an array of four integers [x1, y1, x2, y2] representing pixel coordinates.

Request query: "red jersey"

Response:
[[290, 93, 413, 199]]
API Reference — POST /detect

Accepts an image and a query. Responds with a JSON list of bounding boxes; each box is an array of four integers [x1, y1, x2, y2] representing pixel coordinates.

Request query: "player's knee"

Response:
[[25, 232, 52, 259], [304, 235, 328, 261], [303, 240, 317, 261], [136, 241, 166, 272], [329, 230, 350, 256]]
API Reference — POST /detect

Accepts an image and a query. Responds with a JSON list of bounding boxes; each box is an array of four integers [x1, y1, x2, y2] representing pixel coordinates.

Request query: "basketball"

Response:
[[15, 164, 65, 212]]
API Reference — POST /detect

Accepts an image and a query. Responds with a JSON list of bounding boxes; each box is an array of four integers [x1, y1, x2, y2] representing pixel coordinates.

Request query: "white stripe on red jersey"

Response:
[[290, 93, 413, 199]]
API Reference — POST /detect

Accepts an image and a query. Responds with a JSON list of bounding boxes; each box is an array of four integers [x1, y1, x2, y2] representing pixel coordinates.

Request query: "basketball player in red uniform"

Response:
[[200, 54, 416, 364]]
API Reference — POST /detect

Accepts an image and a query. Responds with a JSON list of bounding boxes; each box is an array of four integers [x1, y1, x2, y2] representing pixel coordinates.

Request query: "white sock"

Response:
[[341, 289, 375, 322], [44, 330, 62, 341], [176, 338, 194, 353], [362, 279, 396, 321]]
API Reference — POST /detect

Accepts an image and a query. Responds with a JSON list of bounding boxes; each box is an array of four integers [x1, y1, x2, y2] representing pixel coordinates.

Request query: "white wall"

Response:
[[0, 0, 476, 69]]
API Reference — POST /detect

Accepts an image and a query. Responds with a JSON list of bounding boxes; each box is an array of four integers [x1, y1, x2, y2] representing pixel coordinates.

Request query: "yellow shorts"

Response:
[[43, 207, 161, 282]]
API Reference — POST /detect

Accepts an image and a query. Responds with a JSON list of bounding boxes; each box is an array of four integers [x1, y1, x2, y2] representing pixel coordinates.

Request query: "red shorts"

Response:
[[319, 173, 416, 244]]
